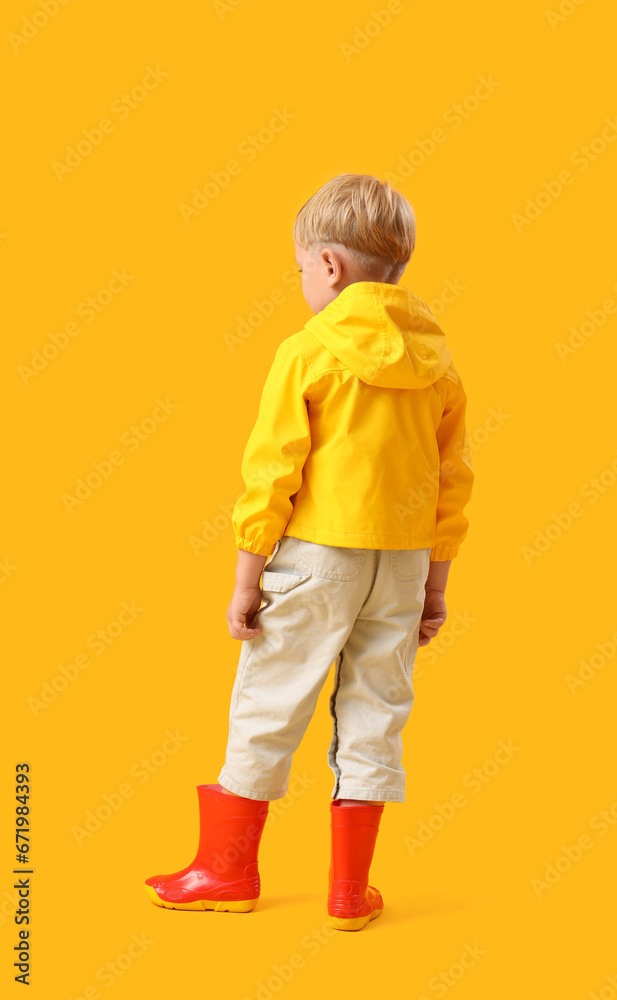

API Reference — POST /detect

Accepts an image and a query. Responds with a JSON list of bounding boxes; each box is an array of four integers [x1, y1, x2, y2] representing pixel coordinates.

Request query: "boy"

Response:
[[145, 173, 474, 931]]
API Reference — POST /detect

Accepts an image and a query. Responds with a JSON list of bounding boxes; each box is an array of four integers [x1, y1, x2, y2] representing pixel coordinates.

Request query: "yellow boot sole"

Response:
[[328, 904, 383, 931], [144, 885, 258, 912]]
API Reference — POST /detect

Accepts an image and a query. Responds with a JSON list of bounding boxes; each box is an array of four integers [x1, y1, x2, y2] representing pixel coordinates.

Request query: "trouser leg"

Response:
[[328, 548, 431, 803], [219, 539, 370, 801]]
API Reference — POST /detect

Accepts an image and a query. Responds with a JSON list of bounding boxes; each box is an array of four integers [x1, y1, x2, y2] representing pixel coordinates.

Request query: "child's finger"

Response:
[[228, 612, 262, 639], [422, 617, 446, 629], [230, 629, 261, 640], [419, 619, 443, 638], [238, 621, 262, 639]]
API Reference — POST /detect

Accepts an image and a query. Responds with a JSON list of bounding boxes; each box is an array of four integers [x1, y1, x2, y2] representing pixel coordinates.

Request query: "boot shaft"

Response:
[[329, 801, 384, 887], [195, 784, 269, 881]]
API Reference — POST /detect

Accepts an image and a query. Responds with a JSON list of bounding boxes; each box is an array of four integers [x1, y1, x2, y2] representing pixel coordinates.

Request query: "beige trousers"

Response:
[[218, 535, 431, 802]]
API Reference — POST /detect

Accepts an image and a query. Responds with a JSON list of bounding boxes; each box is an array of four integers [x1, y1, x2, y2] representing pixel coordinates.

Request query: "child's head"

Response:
[[293, 173, 415, 313]]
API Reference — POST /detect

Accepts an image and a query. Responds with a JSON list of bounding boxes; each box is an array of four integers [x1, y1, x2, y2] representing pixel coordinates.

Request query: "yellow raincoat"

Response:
[[232, 281, 474, 560]]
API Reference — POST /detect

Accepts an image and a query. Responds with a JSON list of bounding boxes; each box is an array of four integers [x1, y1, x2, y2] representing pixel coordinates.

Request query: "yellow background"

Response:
[[3, 0, 617, 996]]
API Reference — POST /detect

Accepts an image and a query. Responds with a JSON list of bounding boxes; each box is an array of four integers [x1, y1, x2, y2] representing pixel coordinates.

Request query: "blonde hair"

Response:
[[293, 173, 415, 282]]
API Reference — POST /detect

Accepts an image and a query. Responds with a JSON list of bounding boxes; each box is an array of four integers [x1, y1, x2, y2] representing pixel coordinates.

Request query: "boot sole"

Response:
[[144, 885, 258, 912], [328, 905, 383, 931]]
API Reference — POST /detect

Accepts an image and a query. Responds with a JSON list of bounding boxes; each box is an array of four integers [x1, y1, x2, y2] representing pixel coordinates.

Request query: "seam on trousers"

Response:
[[329, 651, 343, 798], [360, 549, 380, 609], [228, 640, 256, 730]]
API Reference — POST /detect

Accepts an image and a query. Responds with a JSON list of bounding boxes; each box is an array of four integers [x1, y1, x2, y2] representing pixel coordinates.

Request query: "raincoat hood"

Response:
[[304, 280, 453, 389]]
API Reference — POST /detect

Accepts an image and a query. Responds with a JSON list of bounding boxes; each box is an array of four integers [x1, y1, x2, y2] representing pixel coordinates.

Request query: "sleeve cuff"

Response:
[[236, 537, 278, 557]]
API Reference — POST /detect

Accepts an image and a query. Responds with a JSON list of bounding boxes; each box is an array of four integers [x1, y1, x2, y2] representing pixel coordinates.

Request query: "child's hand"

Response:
[[226, 585, 264, 641], [417, 588, 447, 647]]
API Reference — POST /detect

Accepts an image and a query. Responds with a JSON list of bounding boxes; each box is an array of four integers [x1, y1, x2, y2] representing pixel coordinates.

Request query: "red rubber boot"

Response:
[[144, 784, 269, 912], [327, 800, 385, 931]]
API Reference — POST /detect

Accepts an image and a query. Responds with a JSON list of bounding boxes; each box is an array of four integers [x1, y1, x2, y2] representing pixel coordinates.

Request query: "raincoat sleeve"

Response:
[[232, 340, 313, 557], [431, 374, 474, 561]]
